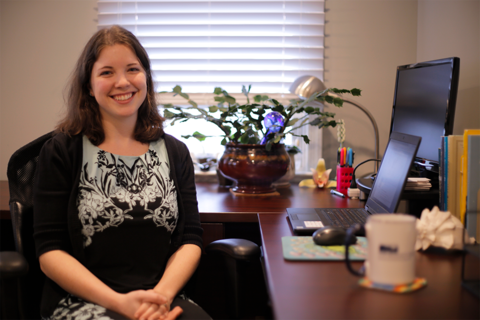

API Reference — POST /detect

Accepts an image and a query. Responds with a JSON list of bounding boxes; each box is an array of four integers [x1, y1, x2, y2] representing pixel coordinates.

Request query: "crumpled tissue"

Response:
[[415, 206, 475, 251]]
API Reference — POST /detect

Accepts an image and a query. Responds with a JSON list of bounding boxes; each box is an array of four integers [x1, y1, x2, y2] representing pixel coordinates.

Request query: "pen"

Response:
[[330, 189, 345, 198], [347, 147, 352, 167]]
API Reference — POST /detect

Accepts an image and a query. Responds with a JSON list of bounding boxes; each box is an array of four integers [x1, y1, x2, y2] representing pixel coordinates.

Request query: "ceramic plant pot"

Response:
[[218, 143, 290, 194], [272, 153, 296, 188]]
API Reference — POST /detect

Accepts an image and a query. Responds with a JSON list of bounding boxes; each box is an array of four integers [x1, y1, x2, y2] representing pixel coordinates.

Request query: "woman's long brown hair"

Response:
[[56, 25, 163, 145]]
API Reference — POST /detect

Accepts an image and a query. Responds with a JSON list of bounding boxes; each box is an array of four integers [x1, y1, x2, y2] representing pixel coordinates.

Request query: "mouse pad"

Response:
[[282, 236, 367, 261]]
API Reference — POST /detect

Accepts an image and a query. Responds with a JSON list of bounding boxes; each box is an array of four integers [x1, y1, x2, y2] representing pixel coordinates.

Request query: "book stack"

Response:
[[439, 129, 480, 241], [405, 177, 431, 191]]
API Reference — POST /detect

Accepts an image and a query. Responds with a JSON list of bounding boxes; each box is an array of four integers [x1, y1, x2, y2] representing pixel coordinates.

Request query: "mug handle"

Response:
[[345, 223, 365, 277]]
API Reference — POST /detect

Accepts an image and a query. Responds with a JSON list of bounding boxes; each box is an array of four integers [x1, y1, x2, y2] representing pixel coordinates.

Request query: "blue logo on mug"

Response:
[[379, 245, 398, 253]]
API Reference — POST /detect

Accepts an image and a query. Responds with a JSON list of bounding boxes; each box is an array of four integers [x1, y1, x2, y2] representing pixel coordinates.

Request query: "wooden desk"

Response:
[[1, 180, 366, 249], [0, 180, 365, 221], [196, 182, 365, 222], [259, 213, 480, 320]]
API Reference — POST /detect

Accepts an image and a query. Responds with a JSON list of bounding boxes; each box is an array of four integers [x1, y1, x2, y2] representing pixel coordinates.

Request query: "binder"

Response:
[[465, 135, 480, 240], [460, 129, 480, 224], [447, 135, 464, 219], [443, 136, 448, 211]]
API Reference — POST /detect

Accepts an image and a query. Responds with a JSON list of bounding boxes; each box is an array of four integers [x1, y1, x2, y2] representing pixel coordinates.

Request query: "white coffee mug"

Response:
[[345, 214, 417, 285]]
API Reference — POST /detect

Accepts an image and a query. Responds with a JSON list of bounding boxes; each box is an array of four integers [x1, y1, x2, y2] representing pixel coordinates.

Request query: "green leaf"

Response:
[[253, 94, 269, 102], [273, 133, 284, 143], [310, 118, 322, 126], [188, 99, 197, 107], [173, 85, 182, 94], [239, 132, 249, 144], [222, 125, 232, 135], [272, 105, 284, 113], [321, 111, 336, 118], [333, 97, 344, 107], [324, 95, 334, 104], [192, 131, 207, 141], [265, 140, 273, 151], [304, 106, 314, 114], [221, 137, 227, 145], [301, 135, 310, 144], [163, 109, 175, 119], [247, 136, 259, 144], [285, 145, 302, 154], [271, 99, 280, 106], [328, 120, 338, 127], [242, 85, 252, 98], [209, 106, 219, 113], [330, 88, 350, 94], [286, 118, 299, 127], [214, 87, 222, 95], [224, 95, 236, 104], [351, 88, 362, 96], [180, 92, 189, 100]]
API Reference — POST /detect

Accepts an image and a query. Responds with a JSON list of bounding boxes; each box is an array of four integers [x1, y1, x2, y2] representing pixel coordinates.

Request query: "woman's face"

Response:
[[90, 44, 147, 124]]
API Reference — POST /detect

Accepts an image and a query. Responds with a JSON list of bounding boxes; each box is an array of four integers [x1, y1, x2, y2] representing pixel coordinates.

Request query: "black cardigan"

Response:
[[33, 132, 203, 317]]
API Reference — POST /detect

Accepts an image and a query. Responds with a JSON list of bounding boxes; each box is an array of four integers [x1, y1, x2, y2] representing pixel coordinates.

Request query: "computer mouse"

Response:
[[312, 226, 357, 246]]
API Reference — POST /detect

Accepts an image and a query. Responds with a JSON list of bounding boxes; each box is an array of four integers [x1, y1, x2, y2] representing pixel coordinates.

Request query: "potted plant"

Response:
[[160, 85, 361, 194]]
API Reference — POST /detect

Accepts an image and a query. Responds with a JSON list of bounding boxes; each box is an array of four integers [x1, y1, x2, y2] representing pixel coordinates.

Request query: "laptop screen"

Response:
[[366, 132, 421, 214]]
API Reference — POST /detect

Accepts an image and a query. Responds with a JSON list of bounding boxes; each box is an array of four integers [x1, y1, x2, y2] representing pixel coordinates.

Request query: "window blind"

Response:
[[97, 0, 325, 94]]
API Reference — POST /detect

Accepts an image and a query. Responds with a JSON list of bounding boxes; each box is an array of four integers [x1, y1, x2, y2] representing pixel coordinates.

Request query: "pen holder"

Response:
[[336, 165, 353, 196]]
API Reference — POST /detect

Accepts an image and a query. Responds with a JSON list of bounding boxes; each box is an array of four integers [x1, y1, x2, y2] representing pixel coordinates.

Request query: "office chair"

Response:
[[0, 132, 261, 319]]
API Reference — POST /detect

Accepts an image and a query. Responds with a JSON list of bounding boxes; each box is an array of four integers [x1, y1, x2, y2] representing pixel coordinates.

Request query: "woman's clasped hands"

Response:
[[117, 290, 183, 320]]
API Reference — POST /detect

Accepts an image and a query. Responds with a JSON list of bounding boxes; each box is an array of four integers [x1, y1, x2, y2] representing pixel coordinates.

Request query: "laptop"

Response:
[[287, 131, 421, 235]]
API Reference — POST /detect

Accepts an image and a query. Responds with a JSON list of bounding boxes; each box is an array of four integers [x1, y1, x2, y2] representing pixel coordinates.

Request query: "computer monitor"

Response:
[[389, 57, 460, 173]]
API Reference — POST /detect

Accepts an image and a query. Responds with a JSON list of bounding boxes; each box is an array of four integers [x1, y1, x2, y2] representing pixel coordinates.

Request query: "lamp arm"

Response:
[[341, 97, 380, 173]]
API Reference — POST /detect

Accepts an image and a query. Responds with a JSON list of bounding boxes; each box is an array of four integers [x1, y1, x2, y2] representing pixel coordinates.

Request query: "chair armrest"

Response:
[[0, 251, 29, 279], [205, 239, 260, 261]]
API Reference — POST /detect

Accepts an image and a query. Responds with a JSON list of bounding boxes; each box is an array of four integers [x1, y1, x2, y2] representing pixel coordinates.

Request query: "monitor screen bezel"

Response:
[[389, 57, 460, 169]]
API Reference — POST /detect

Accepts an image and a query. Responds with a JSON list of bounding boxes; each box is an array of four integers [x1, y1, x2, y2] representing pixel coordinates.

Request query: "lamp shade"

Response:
[[289, 75, 327, 99], [289, 75, 380, 173]]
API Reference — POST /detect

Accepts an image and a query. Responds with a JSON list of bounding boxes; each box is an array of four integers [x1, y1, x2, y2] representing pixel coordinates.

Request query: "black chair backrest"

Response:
[[7, 131, 54, 319]]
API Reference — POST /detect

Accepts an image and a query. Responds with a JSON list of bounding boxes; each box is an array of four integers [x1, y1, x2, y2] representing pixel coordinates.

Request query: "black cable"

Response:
[[349, 158, 382, 188]]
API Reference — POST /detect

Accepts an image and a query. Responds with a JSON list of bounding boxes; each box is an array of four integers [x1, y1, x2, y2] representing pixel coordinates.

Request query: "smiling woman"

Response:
[[89, 44, 147, 123], [32, 25, 211, 320]]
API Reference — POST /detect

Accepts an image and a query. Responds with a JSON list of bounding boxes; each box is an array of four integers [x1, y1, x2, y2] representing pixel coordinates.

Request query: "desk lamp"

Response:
[[289, 75, 379, 173]]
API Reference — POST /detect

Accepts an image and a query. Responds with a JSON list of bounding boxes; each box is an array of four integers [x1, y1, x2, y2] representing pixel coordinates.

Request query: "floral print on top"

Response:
[[77, 135, 178, 247]]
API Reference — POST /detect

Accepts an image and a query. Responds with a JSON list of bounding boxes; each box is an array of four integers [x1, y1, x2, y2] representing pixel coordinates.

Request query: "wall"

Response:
[[417, 0, 480, 136], [324, 0, 479, 178], [1, 0, 479, 181], [324, 0, 418, 177], [0, 0, 97, 181]]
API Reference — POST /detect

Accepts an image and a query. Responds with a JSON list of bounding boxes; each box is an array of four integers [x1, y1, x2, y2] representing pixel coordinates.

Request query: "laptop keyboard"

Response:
[[317, 208, 368, 229]]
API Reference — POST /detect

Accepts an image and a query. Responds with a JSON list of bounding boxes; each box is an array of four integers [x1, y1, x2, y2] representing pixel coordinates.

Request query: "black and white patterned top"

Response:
[[77, 136, 178, 292]]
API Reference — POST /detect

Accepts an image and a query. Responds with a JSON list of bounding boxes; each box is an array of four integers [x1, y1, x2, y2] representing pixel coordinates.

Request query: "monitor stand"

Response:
[[356, 172, 439, 218]]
